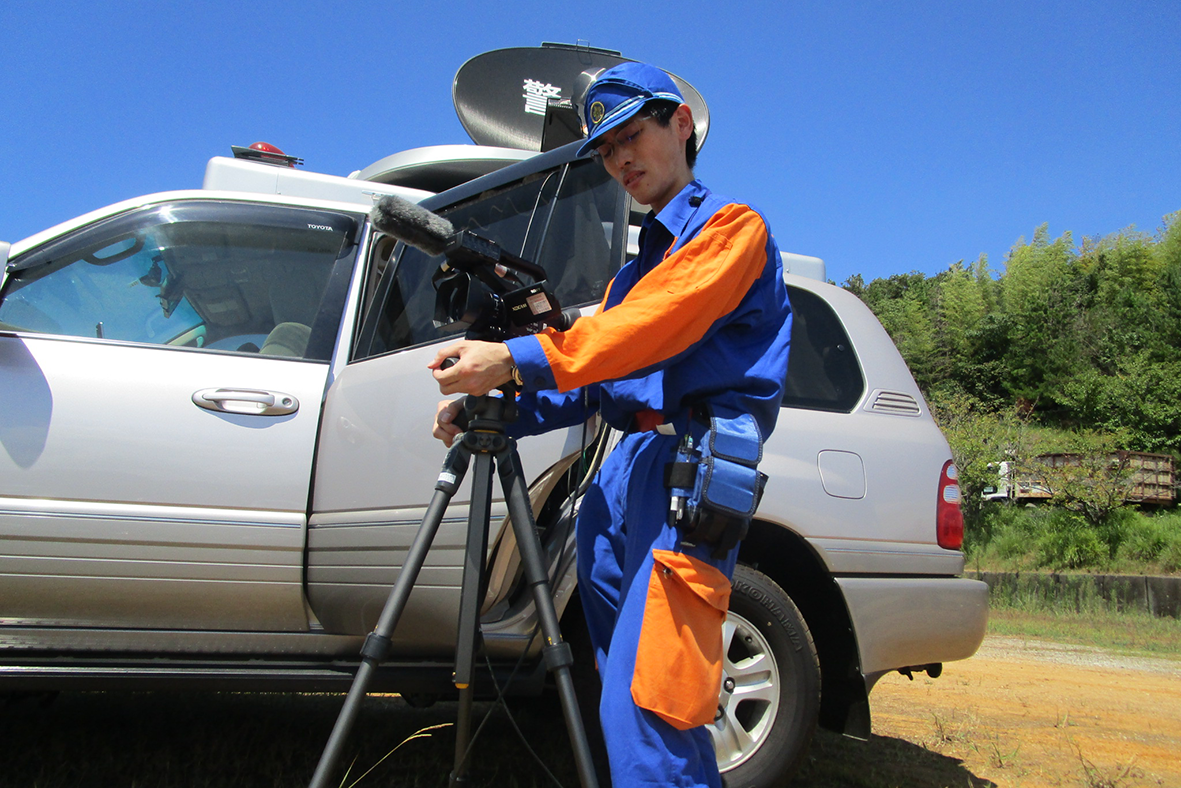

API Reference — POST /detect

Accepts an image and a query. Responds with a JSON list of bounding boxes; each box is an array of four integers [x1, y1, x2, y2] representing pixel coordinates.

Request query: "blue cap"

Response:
[[577, 62, 684, 157]]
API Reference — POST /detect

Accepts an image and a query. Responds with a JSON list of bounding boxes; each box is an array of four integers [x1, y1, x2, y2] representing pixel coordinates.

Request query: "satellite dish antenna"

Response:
[[453, 43, 710, 153]]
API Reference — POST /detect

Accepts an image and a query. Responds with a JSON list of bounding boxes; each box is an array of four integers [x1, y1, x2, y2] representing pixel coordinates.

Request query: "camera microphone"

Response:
[[371, 195, 457, 258], [372, 195, 548, 284]]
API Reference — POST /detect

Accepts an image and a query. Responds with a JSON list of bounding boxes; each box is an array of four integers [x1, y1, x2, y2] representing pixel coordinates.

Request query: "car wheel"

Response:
[[713, 564, 820, 788]]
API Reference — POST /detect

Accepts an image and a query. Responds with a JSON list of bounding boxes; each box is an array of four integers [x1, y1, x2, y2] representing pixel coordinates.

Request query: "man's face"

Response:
[[593, 105, 694, 214]]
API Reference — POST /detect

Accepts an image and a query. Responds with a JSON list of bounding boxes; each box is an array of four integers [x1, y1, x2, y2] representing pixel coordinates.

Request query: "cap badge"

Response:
[[589, 101, 606, 126]]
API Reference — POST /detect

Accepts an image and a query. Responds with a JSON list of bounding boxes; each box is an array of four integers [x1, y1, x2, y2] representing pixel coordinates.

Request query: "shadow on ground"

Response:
[[793, 728, 997, 788], [0, 691, 994, 788]]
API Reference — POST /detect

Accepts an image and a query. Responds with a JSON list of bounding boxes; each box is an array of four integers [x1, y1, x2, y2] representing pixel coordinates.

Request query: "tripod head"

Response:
[[450, 390, 519, 435]]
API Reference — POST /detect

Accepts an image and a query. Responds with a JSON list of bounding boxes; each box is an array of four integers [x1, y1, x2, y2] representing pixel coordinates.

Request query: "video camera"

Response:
[[371, 195, 578, 343]]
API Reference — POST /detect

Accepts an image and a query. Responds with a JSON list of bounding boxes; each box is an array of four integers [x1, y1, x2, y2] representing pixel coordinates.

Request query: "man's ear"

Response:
[[674, 103, 695, 143]]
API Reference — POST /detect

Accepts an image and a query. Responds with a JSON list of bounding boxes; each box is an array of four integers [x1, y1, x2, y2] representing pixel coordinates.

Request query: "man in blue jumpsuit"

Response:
[[431, 62, 792, 788]]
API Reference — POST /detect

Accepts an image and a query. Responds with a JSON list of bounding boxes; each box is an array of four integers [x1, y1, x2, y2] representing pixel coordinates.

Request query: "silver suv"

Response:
[[0, 139, 987, 786]]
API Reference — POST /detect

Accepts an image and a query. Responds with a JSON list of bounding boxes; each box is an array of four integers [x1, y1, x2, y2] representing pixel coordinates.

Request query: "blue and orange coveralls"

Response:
[[505, 178, 792, 787]]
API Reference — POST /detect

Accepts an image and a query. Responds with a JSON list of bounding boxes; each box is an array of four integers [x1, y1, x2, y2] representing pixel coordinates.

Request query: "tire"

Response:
[[714, 564, 820, 788]]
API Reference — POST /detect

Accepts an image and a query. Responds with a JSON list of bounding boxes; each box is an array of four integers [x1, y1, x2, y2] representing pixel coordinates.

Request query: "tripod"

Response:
[[308, 393, 600, 788]]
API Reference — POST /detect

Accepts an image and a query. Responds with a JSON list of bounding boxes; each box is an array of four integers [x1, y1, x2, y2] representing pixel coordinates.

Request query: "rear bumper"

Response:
[[836, 576, 989, 677]]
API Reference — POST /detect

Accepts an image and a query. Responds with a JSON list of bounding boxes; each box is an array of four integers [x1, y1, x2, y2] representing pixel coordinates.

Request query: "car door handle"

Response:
[[192, 388, 300, 416]]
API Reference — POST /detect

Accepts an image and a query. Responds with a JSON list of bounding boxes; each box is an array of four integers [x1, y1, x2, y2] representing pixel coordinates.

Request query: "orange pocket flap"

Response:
[[651, 550, 732, 612], [631, 550, 731, 730]]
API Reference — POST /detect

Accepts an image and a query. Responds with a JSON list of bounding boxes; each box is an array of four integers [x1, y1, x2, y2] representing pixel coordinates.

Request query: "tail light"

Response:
[[937, 460, 964, 550]]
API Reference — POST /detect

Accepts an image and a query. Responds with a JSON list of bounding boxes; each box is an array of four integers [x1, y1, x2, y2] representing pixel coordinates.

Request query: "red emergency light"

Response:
[[230, 141, 303, 167]]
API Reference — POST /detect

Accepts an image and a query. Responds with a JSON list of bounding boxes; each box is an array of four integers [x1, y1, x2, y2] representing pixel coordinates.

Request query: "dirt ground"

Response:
[[865, 635, 1181, 788], [2, 634, 1178, 788]]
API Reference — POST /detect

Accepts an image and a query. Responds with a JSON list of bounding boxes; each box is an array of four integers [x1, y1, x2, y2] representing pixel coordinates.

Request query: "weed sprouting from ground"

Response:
[[928, 709, 977, 749], [971, 732, 1020, 771], [1070, 740, 1141, 788], [339, 723, 452, 788]]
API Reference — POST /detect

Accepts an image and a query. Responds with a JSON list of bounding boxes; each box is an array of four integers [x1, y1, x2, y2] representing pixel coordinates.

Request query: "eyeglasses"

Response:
[[591, 111, 657, 163]]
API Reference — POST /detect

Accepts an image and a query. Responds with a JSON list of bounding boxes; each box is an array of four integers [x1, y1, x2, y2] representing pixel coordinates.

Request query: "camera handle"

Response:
[[308, 393, 600, 788]]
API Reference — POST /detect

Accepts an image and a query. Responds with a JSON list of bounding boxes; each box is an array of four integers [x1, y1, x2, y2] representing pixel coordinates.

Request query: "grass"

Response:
[[977, 562, 1181, 657], [987, 606, 1181, 658], [0, 691, 587, 788], [965, 505, 1181, 576], [1071, 741, 1142, 788], [962, 503, 1181, 658]]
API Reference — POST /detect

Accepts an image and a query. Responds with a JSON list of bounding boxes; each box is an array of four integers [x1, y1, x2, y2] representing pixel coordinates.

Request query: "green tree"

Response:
[[860, 273, 941, 390], [1061, 353, 1181, 454], [1154, 212, 1181, 350], [840, 273, 865, 299], [1000, 225, 1086, 410], [935, 261, 986, 360], [1079, 228, 1167, 371], [930, 255, 1008, 404], [928, 393, 1029, 529], [844, 212, 1181, 458]]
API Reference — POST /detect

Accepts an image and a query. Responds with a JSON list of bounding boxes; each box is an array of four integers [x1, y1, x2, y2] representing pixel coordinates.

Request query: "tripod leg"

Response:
[[453, 450, 495, 689], [498, 446, 601, 788], [308, 444, 470, 788], [449, 449, 496, 785], [450, 684, 475, 787]]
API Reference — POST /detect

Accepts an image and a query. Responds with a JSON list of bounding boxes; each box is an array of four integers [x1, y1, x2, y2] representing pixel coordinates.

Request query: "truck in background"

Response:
[[983, 452, 1176, 505]]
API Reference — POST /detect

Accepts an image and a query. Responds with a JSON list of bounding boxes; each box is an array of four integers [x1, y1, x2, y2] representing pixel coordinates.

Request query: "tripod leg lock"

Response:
[[542, 641, 574, 672], [360, 632, 393, 663]]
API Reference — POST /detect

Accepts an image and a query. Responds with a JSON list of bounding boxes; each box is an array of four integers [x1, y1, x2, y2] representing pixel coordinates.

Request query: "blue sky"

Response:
[[2, 1, 1177, 286]]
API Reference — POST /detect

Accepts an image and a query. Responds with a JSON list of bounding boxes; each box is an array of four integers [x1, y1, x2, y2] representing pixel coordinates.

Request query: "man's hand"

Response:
[[428, 340, 515, 396], [433, 399, 466, 447]]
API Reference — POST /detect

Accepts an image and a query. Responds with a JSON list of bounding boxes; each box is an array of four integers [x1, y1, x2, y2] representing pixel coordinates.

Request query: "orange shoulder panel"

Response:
[[536, 203, 769, 392]]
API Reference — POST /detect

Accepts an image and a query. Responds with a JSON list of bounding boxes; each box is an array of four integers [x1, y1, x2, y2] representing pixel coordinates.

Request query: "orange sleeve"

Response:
[[536, 203, 769, 392]]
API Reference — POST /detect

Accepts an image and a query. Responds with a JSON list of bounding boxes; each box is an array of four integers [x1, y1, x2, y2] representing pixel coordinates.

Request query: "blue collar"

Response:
[[646, 179, 710, 239]]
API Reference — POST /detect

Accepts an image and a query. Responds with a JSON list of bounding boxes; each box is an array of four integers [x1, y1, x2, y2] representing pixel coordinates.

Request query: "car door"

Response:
[[306, 157, 627, 648], [0, 198, 362, 633]]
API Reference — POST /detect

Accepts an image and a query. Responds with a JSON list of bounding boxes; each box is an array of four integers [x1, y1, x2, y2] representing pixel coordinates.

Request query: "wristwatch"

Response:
[[509, 364, 524, 387]]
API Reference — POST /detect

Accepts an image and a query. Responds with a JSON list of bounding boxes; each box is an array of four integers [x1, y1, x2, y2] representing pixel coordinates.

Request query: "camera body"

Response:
[[429, 230, 569, 342]]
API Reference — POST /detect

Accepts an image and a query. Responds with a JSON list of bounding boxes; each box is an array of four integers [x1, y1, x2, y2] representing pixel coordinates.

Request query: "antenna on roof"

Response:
[[452, 44, 710, 153]]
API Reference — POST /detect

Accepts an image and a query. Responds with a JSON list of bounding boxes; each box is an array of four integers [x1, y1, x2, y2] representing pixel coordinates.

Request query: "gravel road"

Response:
[[866, 634, 1181, 787]]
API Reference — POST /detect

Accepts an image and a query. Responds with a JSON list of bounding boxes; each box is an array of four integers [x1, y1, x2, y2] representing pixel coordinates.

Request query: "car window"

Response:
[[1, 201, 358, 361], [781, 286, 865, 412], [359, 159, 625, 358], [532, 159, 624, 309]]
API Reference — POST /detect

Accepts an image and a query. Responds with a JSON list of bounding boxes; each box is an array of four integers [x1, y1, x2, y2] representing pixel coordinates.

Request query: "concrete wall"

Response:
[[968, 570, 1181, 619]]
